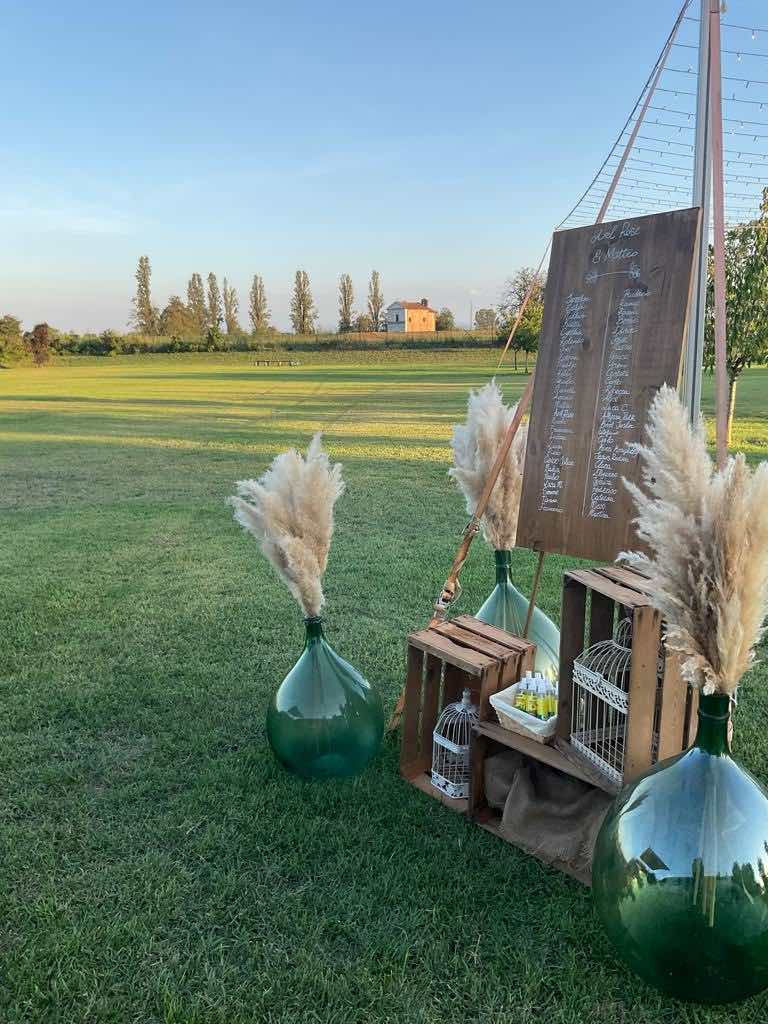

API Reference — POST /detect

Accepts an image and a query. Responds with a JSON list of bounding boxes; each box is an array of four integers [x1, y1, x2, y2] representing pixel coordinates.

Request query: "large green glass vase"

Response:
[[266, 617, 384, 778], [475, 549, 560, 681], [592, 693, 768, 1004]]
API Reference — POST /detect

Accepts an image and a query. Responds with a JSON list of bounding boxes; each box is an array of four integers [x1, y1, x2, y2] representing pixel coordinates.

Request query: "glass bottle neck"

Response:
[[304, 616, 325, 646], [694, 693, 731, 756], [494, 549, 513, 586]]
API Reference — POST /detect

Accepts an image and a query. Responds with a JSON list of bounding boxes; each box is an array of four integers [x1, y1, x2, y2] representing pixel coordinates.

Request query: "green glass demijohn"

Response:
[[592, 692, 768, 1004], [475, 549, 560, 681], [266, 617, 384, 779]]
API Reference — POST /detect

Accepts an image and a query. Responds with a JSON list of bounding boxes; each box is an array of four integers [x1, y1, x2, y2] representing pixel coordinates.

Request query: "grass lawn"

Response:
[[2, 351, 767, 1024]]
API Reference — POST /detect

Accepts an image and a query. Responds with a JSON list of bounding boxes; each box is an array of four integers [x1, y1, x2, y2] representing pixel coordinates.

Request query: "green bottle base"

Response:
[[267, 618, 384, 779], [593, 694, 768, 1004]]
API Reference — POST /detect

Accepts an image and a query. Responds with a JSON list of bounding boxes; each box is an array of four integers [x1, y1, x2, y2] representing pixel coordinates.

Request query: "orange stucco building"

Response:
[[384, 298, 437, 332]]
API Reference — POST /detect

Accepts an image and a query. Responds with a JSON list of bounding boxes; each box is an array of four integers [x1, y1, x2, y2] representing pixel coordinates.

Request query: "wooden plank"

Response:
[[442, 662, 471, 707], [593, 564, 656, 595], [516, 207, 700, 562], [478, 662, 506, 723], [624, 606, 663, 780], [403, 767, 468, 813], [468, 732, 489, 819], [474, 720, 614, 791], [566, 569, 649, 610], [684, 684, 700, 748], [475, 815, 592, 887], [500, 641, 535, 689], [408, 628, 494, 675], [451, 615, 531, 652], [557, 575, 587, 741], [417, 654, 442, 772], [656, 651, 689, 761], [435, 622, 516, 661], [399, 645, 424, 774], [589, 590, 615, 646]]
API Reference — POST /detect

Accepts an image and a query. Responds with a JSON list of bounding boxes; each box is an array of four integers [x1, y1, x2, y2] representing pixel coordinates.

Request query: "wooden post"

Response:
[[709, 0, 728, 468], [556, 575, 587, 741], [522, 549, 546, 639]]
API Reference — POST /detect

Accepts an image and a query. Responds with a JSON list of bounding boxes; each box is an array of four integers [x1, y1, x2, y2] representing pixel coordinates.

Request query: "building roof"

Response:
[[393, 300, 437, 313]]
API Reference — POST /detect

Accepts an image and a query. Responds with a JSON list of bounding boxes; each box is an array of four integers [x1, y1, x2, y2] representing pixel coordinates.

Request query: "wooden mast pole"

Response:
[[709, 0, 728, 468], [683, 0, 712, 421]]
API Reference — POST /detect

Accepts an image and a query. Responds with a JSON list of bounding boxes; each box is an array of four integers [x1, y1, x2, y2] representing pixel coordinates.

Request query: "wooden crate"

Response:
[[556, 565, 698, 789], [465, 565, 697, 886], [400, 615, 535, 810]]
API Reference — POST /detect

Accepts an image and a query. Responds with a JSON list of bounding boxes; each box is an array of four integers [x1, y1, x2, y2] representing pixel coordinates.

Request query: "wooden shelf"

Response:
[[403, 767, 468, 814], [472, 807, 592, 887], [474, 719, 619, 795]]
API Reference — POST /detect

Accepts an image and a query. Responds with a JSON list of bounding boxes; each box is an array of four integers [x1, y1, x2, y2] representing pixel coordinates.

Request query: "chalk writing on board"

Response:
[[584, 285, 649, 519], [538, 291, 591, 514]]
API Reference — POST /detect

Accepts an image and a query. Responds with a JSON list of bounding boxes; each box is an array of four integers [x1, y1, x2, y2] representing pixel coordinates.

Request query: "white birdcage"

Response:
[[431, 688, 479, 800], [570, 620, 636, 787]]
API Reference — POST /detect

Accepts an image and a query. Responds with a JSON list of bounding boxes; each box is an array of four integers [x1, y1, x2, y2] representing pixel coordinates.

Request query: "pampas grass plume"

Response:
[[230, 433, 344, 617], [449, 379, 528, 550], [622, 385, 768, 695]]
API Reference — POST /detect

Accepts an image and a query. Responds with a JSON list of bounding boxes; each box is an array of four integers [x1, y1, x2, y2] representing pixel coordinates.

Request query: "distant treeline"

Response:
[[51, 329, 514, 357]]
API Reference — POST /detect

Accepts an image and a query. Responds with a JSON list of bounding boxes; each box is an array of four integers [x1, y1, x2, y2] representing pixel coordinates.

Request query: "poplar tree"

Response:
[[223, 277, 241, 333], [132, 255, 159, 334], [187, 273, 208, 334], [249, 274, 271, 333], [207, 273, 223, 333], [290, 270, 317, 335], [338, 273, 354, 333], [367, 270, 384, 330]]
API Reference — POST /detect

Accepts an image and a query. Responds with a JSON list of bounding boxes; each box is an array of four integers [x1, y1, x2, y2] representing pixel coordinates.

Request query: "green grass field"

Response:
[[2, 352, 768, 1023]]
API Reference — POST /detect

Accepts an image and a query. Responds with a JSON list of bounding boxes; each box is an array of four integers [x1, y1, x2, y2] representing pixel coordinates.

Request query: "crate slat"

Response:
[[624, 606, 663, 780], [656, 651, 689, 761], [566, 569, 649, 609], [408, 628, 495, 675], [451, 614, 533, 652], [434, 622, 517, 661]]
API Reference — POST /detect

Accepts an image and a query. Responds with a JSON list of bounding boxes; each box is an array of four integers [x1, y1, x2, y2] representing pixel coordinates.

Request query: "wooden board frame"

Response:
[[517, 207, 701, 562]]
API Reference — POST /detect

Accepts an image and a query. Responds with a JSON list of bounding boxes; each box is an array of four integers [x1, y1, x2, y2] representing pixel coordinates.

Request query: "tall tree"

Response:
[[705, 191, 768, 444], [160, 296, 198, 337], [290, 270, 317, 335], [207, 273, 223, 333], [353, 313, 374, 332], [367, 270, 384, 330], [187, 273, 208, 334], [248, 274, 271, 333], [474, 308, 497, 333], [338, 273, 354, 333], [436, 308, 455, 331], [497, 267, 546, 369], [0, 314, 23, 364], [23, 323, 52, 366], [222, 277, 241, 333], [131, 255, 158, 334]]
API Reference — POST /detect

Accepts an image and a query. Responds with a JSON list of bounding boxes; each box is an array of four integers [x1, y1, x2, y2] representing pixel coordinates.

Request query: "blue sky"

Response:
[[1, 1, 762, 331]]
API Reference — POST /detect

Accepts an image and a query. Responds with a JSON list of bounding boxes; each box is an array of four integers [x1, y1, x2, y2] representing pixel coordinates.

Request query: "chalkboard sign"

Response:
[[516, 207, 700, 563]]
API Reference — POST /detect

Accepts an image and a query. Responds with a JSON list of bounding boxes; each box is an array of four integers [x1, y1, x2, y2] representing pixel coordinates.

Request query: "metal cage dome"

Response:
[[431, 688, 479, 800]]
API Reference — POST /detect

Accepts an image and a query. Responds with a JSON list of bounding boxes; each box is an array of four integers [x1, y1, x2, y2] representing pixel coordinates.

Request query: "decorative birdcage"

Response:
[[431, 688, 479, 800], [570, 619, 664, 787]]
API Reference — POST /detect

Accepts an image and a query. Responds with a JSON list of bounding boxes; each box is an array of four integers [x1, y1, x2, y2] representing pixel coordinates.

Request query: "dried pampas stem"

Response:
[[621, 385, 768, 695], [449, 379, 528, 551], [230, 433, 344, 617]]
